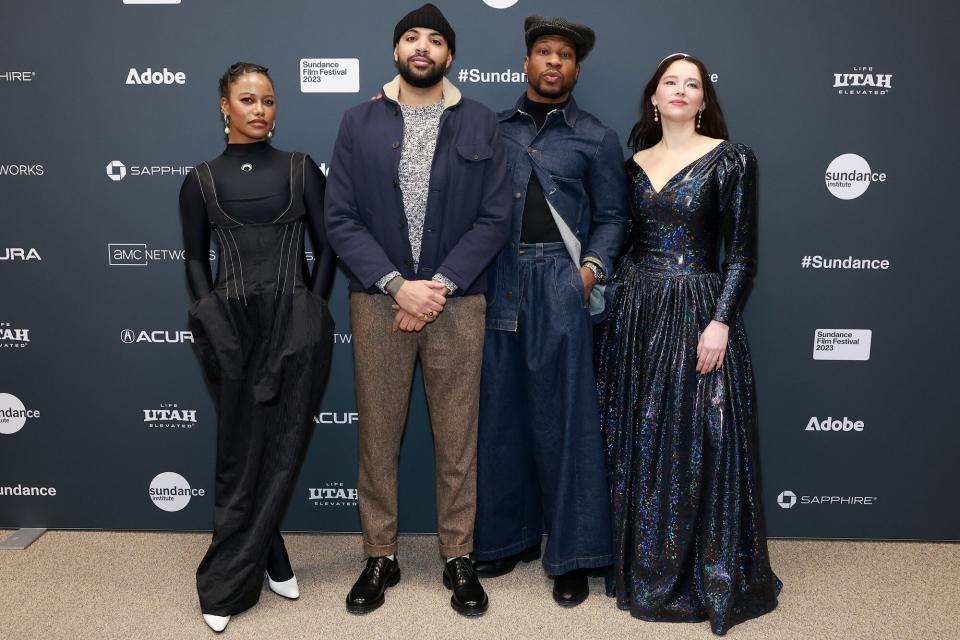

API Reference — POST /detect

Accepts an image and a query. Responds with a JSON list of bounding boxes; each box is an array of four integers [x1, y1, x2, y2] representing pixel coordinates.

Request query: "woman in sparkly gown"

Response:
[[594, 53, 780, 635]]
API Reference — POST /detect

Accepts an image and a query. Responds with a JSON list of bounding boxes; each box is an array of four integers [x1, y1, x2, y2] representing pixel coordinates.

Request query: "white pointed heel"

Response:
[[267, 572, 300, 599], [202, 614, 230, 633]]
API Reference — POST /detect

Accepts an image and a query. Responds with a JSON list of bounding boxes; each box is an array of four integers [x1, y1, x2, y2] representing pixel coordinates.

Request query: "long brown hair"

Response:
[[627, 53, 728, 152]]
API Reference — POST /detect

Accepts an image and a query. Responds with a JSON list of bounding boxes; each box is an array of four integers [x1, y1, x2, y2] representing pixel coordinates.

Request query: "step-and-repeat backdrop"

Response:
[[2, 0, 957, 540]]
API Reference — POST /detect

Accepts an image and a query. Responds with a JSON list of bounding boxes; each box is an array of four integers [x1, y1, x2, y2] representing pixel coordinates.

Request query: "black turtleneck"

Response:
[[178, 141, 335, 300], [520, 96, 567, 244]]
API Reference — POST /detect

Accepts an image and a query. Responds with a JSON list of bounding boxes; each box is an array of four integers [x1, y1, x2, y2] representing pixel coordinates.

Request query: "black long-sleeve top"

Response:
[[178, 141, 335, 301]]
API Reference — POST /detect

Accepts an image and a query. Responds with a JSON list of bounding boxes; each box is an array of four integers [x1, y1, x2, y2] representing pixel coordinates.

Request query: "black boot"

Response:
[[552, 569, 588, 607], [346, 556, 401, 614], [472, 543, 541, 578], [443, 557, 489, 617]]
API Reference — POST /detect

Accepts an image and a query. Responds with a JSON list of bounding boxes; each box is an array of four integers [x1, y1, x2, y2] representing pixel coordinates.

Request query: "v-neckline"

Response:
[[631, 140, 728, 195]]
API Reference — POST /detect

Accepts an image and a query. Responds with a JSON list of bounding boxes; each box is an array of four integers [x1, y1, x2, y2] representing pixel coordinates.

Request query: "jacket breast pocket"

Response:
[[457, 143, 493, 162]]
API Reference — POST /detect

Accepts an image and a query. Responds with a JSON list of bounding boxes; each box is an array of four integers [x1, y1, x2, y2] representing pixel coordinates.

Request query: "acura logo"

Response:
[[120, 329, 135, 343]]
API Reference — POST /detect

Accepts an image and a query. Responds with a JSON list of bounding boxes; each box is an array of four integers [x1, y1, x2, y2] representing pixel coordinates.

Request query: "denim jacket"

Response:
[[485, 94, 628, 331]]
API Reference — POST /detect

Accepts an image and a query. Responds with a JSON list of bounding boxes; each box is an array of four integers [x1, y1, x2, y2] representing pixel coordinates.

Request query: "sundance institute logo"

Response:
[[148, 472, 204, 512]]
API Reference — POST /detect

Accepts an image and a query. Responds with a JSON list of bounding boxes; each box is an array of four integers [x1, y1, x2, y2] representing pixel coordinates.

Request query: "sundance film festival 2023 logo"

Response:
[[833, 66, 892, 96], [825, 154, 885, 200], [0, 393, 39, 435], [106, 160, 192, 181], [813, 329, 871, 361], [1, 322, 30, 349], [309, 482, 358, 508], [149, 472, 205, 512], [777, 490, 877, 509], [300, 59, 359, 93], [144, 403, 197, 430]]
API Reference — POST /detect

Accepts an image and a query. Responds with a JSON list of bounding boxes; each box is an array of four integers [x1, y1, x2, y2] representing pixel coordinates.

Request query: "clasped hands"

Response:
[[391, 280, 448, 332]]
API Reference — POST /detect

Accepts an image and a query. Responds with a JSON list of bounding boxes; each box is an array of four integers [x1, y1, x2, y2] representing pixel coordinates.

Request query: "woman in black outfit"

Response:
[[178, 62, 335, 633]]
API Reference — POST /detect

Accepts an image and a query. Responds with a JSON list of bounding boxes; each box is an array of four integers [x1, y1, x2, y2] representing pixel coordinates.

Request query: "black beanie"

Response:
[[394, 3, 456, 55]]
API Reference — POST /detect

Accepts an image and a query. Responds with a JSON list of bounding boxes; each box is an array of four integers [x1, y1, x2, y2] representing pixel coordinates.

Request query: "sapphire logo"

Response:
[[106, 160, 127, 181], [0, 72, 35, 82], [777, 491, 797, 509], [778, 490, 877, 508], [105, 160, 191, 180]]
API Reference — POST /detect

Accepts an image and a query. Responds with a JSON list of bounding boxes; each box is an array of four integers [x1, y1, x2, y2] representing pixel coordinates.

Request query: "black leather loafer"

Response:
[[552, 569, 588, 607], [443, 557, 489, 616], [472, 543, 541, 578], [346, 556, 401, 614]]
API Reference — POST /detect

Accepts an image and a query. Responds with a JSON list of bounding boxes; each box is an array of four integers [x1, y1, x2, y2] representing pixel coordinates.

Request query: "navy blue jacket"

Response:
[[325, 77, 512, 296]]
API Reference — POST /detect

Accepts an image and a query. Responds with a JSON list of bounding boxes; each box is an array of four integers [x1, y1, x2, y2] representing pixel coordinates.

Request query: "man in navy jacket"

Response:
[[324, 3, 510, 618]]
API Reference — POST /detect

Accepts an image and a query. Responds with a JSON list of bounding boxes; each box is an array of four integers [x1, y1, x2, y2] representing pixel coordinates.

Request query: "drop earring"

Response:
[[697, 109, 703, 129], [653, 105, 659, 122], [223, 114, 230, 135], [268, 121, 275, 139]]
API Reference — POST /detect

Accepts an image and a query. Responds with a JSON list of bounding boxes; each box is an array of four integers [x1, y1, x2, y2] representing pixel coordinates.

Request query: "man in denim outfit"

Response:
[[472, 16, 628, 607]]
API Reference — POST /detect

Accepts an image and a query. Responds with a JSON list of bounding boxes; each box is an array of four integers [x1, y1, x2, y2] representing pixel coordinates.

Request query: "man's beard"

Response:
[[396, 56, 447, 89], [530, 72, 577, 100]]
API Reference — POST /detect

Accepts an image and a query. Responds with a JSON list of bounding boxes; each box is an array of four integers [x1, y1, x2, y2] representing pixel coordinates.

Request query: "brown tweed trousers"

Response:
[[350, 292, 486, 558]]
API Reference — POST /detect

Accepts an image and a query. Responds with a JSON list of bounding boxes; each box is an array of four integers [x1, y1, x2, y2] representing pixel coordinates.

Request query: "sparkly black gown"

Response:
[[595, 141, 780, 635], [179, 142, 335, 616]]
